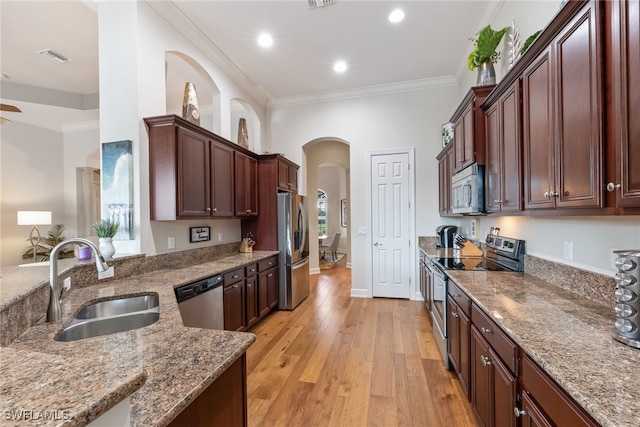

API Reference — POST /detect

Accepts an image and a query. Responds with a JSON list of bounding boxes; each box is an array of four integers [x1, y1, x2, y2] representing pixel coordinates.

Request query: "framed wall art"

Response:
[[102, 140, 133, 240]]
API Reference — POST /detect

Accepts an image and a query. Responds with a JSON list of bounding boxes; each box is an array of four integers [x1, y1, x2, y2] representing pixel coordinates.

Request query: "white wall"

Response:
[[0, 122, 66, 267], [268, 84, 460, 296]]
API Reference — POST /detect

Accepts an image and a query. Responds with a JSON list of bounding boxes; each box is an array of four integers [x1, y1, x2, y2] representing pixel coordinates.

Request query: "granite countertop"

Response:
[[419, 246, 640, 427], [1, 251, 278, 426]]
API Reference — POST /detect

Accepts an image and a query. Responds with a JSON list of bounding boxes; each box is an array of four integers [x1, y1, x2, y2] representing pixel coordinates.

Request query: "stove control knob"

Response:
[[615, 288, 635, 302], [615, 319, 636, 333], [615, 304, 636, 318], [615, 273, 637, 287], [615, 257, 638, 271]]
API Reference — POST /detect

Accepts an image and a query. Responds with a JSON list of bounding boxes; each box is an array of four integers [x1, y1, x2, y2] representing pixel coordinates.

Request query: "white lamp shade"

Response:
[[17, 211, 52, 226]]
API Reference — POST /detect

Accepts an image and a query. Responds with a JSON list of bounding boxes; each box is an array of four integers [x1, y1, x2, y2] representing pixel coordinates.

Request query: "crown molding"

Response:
[[145, 1, 271, 107], [267, 76, 457, 109]]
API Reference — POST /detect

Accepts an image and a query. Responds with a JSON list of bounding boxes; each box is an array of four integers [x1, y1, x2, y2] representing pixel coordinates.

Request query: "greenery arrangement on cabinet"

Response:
[[467, 25, 509, 70], [520, 30, 542, 56], [93, 218, 120, 238], [21, 224, 73, 261]]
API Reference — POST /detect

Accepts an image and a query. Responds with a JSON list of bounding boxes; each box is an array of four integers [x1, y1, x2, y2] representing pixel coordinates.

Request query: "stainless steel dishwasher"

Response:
[[175, 274, 224, 329]]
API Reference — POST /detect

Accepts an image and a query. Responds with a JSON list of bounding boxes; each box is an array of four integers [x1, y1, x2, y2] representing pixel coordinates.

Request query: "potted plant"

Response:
[[21, 224, 73, 262], [468, 24, 509, 85], [93, 218, 120, 259]]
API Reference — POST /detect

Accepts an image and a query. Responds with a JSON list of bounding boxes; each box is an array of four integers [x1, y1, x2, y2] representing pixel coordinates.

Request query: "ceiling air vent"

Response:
[[308, 0, 335, 8], [36, 49, 72, 64]]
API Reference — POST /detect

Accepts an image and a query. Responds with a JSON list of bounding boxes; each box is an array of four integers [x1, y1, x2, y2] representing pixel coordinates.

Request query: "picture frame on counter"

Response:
[[442, 122, 453, 147], [189, 226, 211, 243]]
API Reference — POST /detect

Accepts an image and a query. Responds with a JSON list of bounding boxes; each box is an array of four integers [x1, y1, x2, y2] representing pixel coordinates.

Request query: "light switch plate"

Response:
[[358, 226, 366, 235]]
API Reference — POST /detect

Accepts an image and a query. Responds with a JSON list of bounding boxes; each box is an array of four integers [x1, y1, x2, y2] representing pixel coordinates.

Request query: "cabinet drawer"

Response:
[[245, 263, 258, 277], [471, 303, 517, 373], [258, 256, 277, 272], [224, 268, 245, 285], [448, 280, 470, 316], [521, 355, 598, 427]]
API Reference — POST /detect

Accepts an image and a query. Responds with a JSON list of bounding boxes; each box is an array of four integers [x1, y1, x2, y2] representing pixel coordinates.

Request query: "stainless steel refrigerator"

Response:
[[277, 193, 310, 310]]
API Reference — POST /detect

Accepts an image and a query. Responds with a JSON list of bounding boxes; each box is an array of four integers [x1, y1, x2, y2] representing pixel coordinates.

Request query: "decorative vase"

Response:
[[477, 58, 497, 86], [237, 118, 249, 149], [99, 237, 116, 259], [182, 82, 200, 126]]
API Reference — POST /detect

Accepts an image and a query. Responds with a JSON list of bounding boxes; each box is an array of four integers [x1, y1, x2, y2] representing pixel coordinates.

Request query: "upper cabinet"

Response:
[[277, 158, 298, 193], [437, 144, 456, 217], [450, 86, 494, 173], [606, 0, 640, 208], [144, 114, 258, 220], [484, 81, 522, 213], [523, 0, 603, 210]]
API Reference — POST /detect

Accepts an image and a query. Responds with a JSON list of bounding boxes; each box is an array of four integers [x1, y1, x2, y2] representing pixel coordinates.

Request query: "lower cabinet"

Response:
[[223, 268, 246, 332], [447, 281, 471, 398], [258, 256, 279, 314], [245, 263, 259, 329], [168, 354, 247, 427]]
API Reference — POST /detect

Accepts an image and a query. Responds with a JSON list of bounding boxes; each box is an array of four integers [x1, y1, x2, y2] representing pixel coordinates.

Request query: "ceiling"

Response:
[[0, 0, 492, 130]]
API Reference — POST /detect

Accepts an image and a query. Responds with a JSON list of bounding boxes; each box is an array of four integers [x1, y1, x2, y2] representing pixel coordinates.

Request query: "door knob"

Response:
[[607, 182, 621, 192], [514, 407, 526, 417]]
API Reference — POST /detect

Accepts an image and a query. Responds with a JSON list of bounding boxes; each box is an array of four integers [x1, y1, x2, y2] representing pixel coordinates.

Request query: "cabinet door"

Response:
[[438, 154, 448, 215], [257, 270, 270, 317], [235, 153, 259, 217], [462, 105, 475, 169], [288, 164, 298, 193], [554, 1, 602, 208], [453, 117, 465, 173], [447, 298, 461, 373], [492, 346, 516, 427], [245, 275, 258, 329], [471, 326, 492, 427], [522, 49, 556, 210], [500, 82, 522, 212], [223, 282, 245, 332], [247, 156, 258, 216], [520, 392, 554, 427], [485, 102, 502, 213], [211, 141, 234, 217], [609, 0, 640, 207], [177, 128, 211, 217], [267, 266, 279, 310], [459, 308, 471, 399]]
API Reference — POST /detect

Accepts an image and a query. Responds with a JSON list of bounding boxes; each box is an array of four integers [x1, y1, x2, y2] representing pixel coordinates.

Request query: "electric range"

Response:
[[434, 236, 525, 273]]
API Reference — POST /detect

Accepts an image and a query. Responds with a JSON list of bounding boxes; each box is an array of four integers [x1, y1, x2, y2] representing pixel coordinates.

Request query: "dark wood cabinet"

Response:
[[277, 158, 298, 193], [437, 144, 457, 217], [234, 152, 258, 217], [168, 354, 247, 427], [224, 268, 246, 332], [450, 86, 494, 174], [245, 264, 259, 329], [258, 256, 278, 314], [522, 0, 603, 210], [484, 81, 522, 213], [144, 114, 257, 220], [448, 280, 471, 399], [241, 154, 299, 251], [471, 326, 516, 427], [606, 0, 640, 208], [518, 354, 598, 427]]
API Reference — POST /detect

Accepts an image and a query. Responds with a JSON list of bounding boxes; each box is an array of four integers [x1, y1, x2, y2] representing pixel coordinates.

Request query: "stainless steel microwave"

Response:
[[451, 164, 485, 215]]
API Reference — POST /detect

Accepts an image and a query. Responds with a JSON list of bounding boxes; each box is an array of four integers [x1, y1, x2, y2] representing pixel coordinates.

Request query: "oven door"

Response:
[[429, 263, 449, 366]]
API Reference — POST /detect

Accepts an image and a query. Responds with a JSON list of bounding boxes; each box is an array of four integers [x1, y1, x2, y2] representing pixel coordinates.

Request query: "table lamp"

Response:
[[17, 210, 52, 263]]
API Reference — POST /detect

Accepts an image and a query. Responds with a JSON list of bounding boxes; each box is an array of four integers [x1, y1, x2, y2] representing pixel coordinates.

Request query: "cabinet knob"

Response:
[[544, 191, 550, 198], [480, 355, 492, 366], [481, 326, 492, 334], [233, 284, 239, 288], [452, 311, 459, 318], [212, 207, 217, 212], [550, 191, 559, 197], [268, 273, 273, 277], [246, 209, 251, 213], [514, 407, 526, 417], [607, 182, 621, 192], [232, 274, 239, 279], [206, 207, 212, 212]]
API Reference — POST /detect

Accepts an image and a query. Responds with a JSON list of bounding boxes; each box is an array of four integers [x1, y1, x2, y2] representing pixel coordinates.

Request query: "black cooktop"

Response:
[[434, 257, 516, 272]]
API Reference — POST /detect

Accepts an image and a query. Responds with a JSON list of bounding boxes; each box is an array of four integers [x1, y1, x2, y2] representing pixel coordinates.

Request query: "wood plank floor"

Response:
[[246, 258, 479, 427]]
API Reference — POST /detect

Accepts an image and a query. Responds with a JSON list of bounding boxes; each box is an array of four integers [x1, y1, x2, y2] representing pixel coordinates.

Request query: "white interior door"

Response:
[[371, 152, 411, 298]]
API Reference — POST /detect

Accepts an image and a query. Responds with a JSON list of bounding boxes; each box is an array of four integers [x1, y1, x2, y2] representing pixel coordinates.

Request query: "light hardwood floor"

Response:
[[246, 258, 479, 427]]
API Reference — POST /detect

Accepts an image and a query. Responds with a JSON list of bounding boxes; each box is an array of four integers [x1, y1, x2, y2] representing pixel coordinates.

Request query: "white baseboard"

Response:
[[309, 267, 320, 275], [350, 288, 370, 298]]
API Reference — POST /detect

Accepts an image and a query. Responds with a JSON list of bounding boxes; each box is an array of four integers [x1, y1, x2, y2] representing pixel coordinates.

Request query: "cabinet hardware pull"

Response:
[[212, 207, 217, 212], [607, 182, 622, 192], [514, 407, 526, 417], [206, 207, 212, 211], [232, 275, 239, 279], [268, 273, 273, 277], [544, 191, 550, 198], [480, 355, 492, 366], [246, 209, 251, 213], [233, 284, 238, 288], [481, 327, 492, 334], [452, 312, 459, 318], [550, 191, 559, 197]]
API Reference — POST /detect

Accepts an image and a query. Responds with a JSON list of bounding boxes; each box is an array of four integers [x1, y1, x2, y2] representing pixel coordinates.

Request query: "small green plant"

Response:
[[520, 30, 542, 56], [468, 25, 510, 70], [93, 218, 120, 238], [21, 224, 73, 261]]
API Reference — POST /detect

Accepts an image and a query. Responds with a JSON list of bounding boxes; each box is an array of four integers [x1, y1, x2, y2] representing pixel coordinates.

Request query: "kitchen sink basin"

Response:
[[54, 293, 160, 342], [74, 293, 159, 319]]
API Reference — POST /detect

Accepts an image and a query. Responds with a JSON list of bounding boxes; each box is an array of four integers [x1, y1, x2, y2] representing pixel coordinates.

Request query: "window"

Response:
[[318, 189, 327, 235]]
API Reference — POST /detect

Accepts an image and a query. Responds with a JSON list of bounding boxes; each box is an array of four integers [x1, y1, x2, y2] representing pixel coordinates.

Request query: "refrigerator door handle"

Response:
[[298, 200, 307, 259], [292, 257, 309, 269]]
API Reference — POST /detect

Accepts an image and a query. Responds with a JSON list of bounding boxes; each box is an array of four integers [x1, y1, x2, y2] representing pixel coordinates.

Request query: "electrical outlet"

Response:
[[168, 237, 175, 249], [470, 219, 478, 239], [98, 266, 115, 280], [563, 241, 573, 261], [611, 248, 621, 269], [218, 232, 223, 242]]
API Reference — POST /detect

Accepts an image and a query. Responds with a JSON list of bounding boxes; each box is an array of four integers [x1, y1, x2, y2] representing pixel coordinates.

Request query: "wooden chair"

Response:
[[319, 232, 341, 261]]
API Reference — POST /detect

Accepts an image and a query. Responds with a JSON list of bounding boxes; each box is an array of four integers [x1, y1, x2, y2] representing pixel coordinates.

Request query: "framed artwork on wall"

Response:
[[340, 199, 347, 228], [101, 140, 133, 240]]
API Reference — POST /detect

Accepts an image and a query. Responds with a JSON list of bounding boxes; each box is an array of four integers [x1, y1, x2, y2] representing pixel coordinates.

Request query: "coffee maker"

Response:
[[436, 225, 458, 248]]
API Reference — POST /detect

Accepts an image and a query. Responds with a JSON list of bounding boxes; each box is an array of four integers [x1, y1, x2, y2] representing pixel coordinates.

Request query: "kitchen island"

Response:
[[1, 251, 278, 426], [421, 245, 640, 427]]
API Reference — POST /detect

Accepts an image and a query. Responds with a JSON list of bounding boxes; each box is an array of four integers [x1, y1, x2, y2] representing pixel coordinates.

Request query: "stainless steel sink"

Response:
[[55, 293, 160, 342], [74, 293, 159, 319]]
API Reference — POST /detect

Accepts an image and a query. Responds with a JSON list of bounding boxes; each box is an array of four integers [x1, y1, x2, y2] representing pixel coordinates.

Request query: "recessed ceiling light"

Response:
[[389, 9, 405, 23], [258, 33, 273, 48], [334, 61, 347, 73]]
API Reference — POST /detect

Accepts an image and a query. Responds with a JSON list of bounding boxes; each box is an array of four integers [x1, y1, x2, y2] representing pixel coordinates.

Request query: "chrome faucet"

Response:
[[47, 238, 109, 322]]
